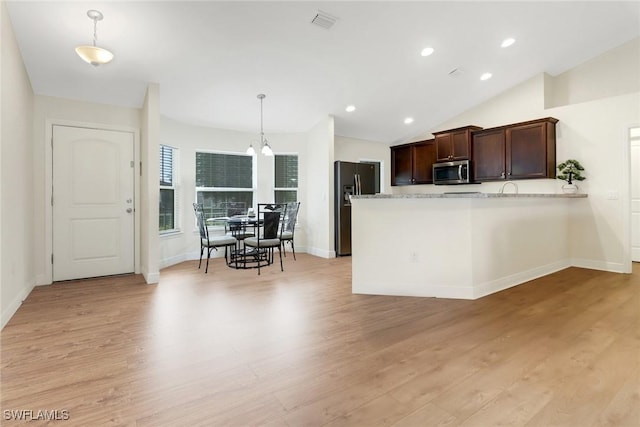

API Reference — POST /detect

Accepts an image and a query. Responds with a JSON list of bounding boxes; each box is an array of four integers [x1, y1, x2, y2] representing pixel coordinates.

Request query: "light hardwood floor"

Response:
[[1, 256, 639, 426]]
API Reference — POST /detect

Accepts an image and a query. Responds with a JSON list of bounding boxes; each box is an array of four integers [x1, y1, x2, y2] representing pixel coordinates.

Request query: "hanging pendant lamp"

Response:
[[75, 10, 114, 66], [247, 94, 273, 156]]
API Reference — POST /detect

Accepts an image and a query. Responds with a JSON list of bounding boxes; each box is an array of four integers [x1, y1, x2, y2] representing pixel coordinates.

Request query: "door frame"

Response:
[[623, 123, 640, 273], [627, 124, 640, 268], [44, 119, 141, 284]]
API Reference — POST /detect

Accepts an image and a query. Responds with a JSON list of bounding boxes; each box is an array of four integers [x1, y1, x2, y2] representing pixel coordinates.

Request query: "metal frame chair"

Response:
[[279, 201, 300, 260], [193, 203, 237, 273], [243, 203, 285, 275]]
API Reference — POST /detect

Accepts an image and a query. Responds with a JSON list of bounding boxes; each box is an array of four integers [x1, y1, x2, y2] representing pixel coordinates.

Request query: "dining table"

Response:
[[207, 215, 270, 269]]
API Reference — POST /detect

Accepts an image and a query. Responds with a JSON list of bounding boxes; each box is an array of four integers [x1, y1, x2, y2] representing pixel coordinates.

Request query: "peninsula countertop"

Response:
[[351, 192, 587, 199]]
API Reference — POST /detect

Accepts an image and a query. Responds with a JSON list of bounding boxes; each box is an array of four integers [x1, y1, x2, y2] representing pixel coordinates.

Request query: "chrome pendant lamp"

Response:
[[75, 10, 114, 66], [247, 94, 273, 156]]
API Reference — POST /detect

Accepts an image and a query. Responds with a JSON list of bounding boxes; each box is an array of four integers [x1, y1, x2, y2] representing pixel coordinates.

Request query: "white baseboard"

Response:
[[306, 246, 334, 259], [34, 274, 51, 286], [570, 258, 628, 273], [1, 281, 35, 329], [142, 270, 160, 284], [473, 259, 572, 299], [353, 282, 475, 299]]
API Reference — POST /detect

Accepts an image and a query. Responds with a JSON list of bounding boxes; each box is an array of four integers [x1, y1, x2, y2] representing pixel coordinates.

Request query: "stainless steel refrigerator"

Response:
[[334, 161, 376, 256]]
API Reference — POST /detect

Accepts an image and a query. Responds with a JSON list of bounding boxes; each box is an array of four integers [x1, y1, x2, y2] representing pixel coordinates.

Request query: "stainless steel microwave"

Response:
[[433, 160, 473, 185]]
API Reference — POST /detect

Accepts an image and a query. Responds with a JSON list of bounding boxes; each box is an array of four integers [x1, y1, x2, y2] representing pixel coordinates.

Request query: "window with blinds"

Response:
[[159, 145, 178, 232], [195, 152, 254, 218], [274, 154, 298, 203]]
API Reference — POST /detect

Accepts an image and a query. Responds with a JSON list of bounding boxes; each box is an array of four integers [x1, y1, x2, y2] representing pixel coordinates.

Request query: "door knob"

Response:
[[126, 208, 133, 213]]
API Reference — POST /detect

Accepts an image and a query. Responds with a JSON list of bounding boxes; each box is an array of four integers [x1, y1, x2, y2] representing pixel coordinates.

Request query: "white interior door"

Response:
[[631, 127, 640, 262], [53, 126, 135, 281]]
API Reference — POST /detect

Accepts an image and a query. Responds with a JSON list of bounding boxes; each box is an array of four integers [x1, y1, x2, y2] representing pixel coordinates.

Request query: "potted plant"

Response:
[[557, 159, 585, 193]]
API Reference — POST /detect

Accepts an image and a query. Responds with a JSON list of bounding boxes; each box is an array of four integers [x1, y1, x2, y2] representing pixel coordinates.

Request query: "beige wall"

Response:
[[335, 135, 391, 194], [306, 116, 335, 258], [1, 1, 35, 327], [158, 116, 309, 268], [32, 95, 142, 286], [141, 84, 160, 283], [547, 38, 640, 108], [396, 37, 640, 272]]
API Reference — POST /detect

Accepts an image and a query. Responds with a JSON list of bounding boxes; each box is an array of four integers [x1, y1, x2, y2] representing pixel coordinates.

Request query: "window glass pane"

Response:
[[197, 191, 253, 218], [275, 190, 297, 204], [196, 152, 252, 188], [159, 188, 175, 231], [275, 155, 298, 188], [160, 145, 173, 186]]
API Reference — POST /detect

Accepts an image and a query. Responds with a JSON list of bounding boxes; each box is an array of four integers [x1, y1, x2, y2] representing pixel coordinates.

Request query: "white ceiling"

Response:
[[6, 1, 640, 144]]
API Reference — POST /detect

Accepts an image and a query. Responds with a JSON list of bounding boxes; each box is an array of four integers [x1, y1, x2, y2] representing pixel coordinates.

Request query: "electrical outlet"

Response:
[[410, 252, 419, 263], [606, 191, 619, 200]]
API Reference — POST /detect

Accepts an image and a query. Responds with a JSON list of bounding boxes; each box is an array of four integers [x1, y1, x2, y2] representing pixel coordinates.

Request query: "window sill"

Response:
[[160, 230, 183, 239]]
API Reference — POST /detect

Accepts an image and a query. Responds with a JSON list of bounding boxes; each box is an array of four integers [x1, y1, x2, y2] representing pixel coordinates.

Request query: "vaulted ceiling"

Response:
[[7, 1, 640, 144]]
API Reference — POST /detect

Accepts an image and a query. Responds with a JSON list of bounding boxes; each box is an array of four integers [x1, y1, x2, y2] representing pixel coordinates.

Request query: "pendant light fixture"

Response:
[[247, 94, 273, 156], [75, 10, 114, 66]]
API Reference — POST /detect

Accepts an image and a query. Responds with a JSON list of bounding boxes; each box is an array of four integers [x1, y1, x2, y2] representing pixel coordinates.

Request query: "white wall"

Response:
[[32, 96, 141, 285], [306, 116, 335, 258], [335, 135, 391, 193], [141, 84, 160, 283], [1, 1, 35, 328], [158, 116, 309, 268], [395, 37, 640, 273]]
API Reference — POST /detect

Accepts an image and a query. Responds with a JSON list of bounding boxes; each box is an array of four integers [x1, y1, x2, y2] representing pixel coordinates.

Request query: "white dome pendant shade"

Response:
[[75, 10, 114, 66]]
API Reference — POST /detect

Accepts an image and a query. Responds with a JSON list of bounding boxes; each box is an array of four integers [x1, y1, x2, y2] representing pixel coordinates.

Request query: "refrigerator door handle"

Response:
[[356, 174, 361, 195]]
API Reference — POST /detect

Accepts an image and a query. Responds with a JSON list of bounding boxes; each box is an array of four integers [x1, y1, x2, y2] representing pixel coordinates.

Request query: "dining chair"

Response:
[[243, 203, 285, 275], [193, 203, 237, 273], [279, 201, 300, 260]]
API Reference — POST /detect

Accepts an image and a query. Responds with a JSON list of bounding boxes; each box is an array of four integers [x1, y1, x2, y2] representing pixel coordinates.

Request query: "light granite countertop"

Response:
[[351, 192, 588, 199]]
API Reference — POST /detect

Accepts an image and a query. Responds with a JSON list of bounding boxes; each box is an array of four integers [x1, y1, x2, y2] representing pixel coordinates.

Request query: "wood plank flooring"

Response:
[[1, 256, 638, 426]]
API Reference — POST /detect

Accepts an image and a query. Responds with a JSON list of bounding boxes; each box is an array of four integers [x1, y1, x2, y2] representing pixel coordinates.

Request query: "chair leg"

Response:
[[278, 244, 283, 271], [199, 245, 204, 269], [290, 240, 296, 261], [205, 246, 213, 273], [257, 247, 261, 276]]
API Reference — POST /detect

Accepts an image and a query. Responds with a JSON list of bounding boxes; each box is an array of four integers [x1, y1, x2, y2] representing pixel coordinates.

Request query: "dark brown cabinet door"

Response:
[[412, 140, 436, 184], [434, 126, 482, 162], [507, 120, 556, 179], [451, 130, 471, 160], [472, 129, 506, 181], [435, 134, 453, 162], [472, 118, 557, 182], [391, 139, 435, 185], [391, 145, 412, 186]]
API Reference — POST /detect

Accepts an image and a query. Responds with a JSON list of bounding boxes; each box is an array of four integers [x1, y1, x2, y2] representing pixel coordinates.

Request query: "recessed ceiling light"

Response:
[[480, 72, 493, 81], [501, 38, 516, 48], [420, 47, 434, 57], [404, 117, 414, 124], [345, 105, 356, 112]]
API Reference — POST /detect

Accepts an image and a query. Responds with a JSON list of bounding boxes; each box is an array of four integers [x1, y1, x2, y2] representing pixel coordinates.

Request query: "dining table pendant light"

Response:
[[75, 10, 114, 66], [247, 94, 273, 156]]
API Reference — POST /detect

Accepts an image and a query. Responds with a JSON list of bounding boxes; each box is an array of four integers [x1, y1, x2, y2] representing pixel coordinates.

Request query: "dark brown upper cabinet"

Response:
[[472, 117, 558, 181], [391, 139, 436, 186], [433, 126, 482, 162]]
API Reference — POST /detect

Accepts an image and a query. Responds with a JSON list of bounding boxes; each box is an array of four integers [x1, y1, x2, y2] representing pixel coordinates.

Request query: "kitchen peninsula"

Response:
[[350, 192, 587, 300]]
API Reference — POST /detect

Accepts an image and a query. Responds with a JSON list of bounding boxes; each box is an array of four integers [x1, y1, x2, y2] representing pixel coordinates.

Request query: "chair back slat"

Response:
[[281, 202, 300, 234], [263, 211, 281, 239], [193, 203, 208, 240]]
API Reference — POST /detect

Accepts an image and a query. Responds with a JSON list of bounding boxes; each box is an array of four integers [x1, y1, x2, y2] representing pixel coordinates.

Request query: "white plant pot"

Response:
[[562, 183, 578, 194]]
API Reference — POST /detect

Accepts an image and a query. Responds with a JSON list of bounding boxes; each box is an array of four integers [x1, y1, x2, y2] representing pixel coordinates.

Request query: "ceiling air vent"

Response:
[[448, 68, 464, 78], [311, 11, 338, 30]]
